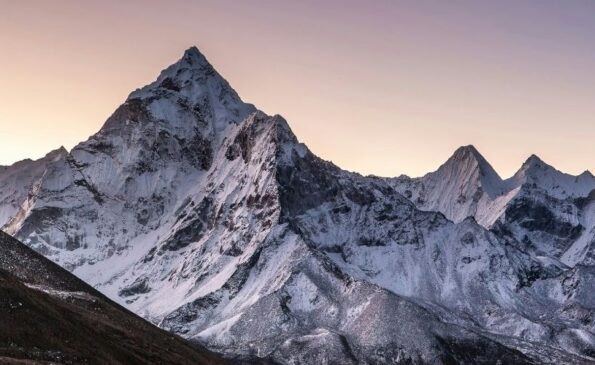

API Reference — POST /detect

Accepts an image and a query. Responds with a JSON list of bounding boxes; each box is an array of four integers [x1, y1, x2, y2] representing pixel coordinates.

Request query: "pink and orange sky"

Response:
[[1, 0, 594, 177]]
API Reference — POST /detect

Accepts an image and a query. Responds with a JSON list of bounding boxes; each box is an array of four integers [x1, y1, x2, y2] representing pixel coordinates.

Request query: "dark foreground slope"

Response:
[[0, 231, 226, 365]]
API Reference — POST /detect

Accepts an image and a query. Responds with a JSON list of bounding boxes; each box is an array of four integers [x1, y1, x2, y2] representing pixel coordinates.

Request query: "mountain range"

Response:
[[1, 46, 594, 364]]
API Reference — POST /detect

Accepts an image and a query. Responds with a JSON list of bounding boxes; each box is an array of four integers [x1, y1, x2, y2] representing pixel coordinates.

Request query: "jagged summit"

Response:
[[181, 45, 209, 65], [448, 145, 498, 172], [524, 153, 544, 164], [452, 144, 482, 158], [127, 46, 214, 100], [517, 153, 550, 172], [514, 154, 561, 177], [100, 46, 255, 137], [155, 45, 216, 82], [506, 153, 595, 199]]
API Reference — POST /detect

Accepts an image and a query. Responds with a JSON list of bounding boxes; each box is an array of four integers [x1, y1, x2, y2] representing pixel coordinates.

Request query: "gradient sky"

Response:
[[1, 0, 594, 177]]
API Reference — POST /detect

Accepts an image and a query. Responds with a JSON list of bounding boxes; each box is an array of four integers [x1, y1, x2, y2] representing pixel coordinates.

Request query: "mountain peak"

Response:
[[156, 45, 216, 84], [522, 154, 546, 168], [515, 154, 556, 177], [119, 46, 255, 134], [508, 153, 595, 198], [180, 45, 211, 68], [183, 45, 201, 57], [452, 145, 482, 161], [127, 45, 221, 101], [437, 145, 504, 196], [447, 145, 496, 174]]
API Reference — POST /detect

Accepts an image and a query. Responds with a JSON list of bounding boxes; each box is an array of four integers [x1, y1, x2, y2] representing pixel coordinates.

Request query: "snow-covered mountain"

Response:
[[390, 146, 595, 268], [389, 145, 513, 226], [1, 47, 594, 364]]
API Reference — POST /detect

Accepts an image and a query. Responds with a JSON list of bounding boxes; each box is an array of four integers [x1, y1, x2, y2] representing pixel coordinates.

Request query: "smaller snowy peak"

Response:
[[436, 145, 505, 197], [452, 144, 483, 160], [518, 154, 549, 172], [448, 145, 497, 175], [388, 145, 514, 226], [508, 154, 595, 199]]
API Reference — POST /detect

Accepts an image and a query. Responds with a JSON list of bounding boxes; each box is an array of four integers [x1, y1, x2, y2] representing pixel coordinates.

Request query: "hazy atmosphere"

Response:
[[1, 0, 594, 177]]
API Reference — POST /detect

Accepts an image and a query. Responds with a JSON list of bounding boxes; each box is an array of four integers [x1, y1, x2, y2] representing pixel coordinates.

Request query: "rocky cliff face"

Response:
[[1, 47, 594, 364]]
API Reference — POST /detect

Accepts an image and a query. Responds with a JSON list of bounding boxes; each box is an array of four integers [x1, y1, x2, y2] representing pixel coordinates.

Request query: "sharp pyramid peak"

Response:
[[127, 45, 223, 101], [454, 144, 481, 156], [447, 145, 498, 174], [437, 145, 505, 196], [514, 154, 557, 178], [450, 145, 487, 164], [158, 45, 217, 82], [123, 45, 255, 129], [522, 154, 546, 167], [179, 45, 211, 68]]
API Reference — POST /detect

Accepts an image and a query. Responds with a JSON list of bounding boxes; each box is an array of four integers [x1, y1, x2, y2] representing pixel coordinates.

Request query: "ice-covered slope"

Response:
[[0, 147, 67, 227], [0, 47, 594, 364]]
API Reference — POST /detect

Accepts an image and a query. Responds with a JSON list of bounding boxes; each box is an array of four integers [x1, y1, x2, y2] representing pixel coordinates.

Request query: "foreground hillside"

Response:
[[0, 231, 226, 365]]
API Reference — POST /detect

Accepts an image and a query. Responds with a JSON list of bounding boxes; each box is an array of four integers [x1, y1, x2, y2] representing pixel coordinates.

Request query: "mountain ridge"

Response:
[[1, 46, 594, 364]]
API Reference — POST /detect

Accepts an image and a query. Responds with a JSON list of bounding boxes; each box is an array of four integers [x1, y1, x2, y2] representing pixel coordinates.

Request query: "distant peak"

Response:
[[524, 154, 544, 166], [449, 145, 490, 167], [512, 154, 561, 182], [440, 145, 504, 196], [453, 145, 481, 158], [518, 154, 555, 174]]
